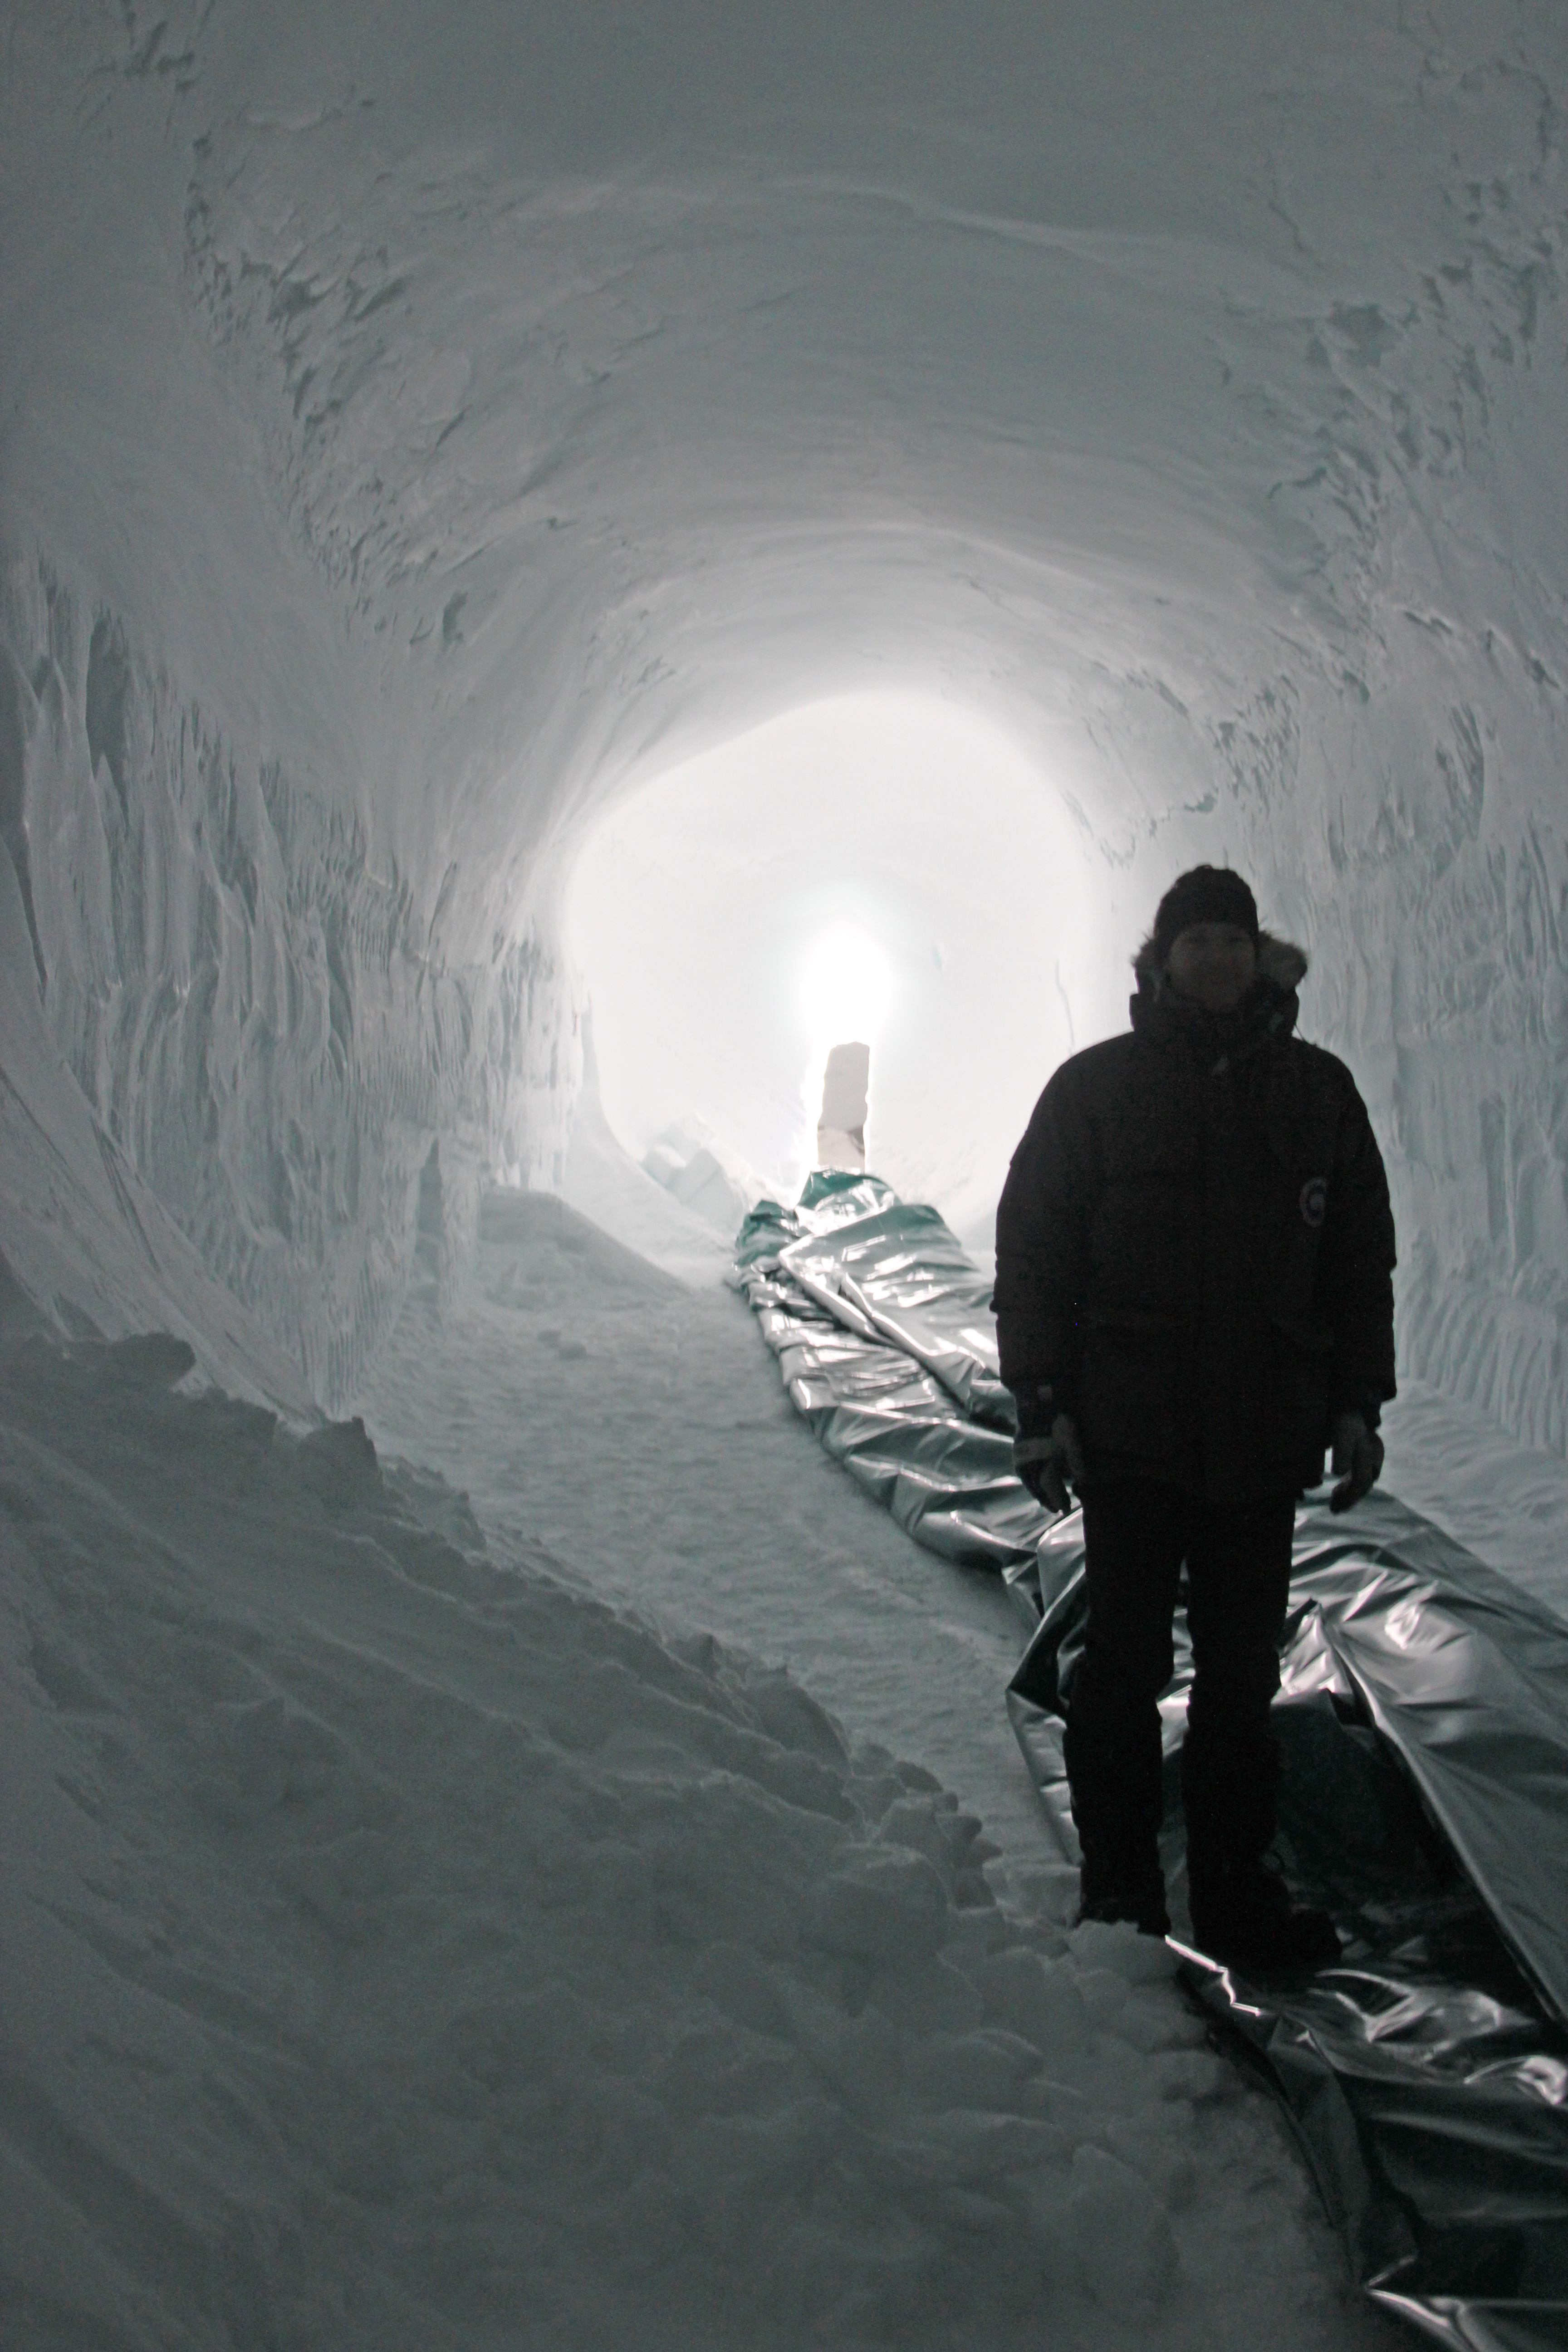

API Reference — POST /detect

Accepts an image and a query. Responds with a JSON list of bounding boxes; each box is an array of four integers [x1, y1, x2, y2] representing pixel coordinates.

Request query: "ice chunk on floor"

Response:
[[640, 1114, 766, 1232], [560, 1036, 731, 1282]]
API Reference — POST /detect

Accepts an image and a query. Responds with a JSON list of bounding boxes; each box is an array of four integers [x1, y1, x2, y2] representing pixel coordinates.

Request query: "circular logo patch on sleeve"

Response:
[[1300, 1176, 1328, 1228]]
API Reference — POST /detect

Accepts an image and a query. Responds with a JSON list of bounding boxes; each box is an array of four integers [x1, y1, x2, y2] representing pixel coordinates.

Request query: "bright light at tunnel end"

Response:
[[564, 688, 1087, 1212], [800, 925, 893, 1051]]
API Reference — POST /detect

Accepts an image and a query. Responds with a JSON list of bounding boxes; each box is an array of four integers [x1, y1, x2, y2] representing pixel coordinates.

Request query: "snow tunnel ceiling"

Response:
[[1, 1, 1566, 1429]]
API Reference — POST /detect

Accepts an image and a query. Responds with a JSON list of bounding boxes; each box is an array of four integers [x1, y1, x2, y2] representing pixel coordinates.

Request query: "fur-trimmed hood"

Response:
[[1132, 926, 1308, 1000]]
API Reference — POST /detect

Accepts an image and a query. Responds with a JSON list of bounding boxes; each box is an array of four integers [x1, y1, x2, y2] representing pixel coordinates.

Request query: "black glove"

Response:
[[1011, 1383, 1086, 1516], [1329, 1411, 1384, 1514]]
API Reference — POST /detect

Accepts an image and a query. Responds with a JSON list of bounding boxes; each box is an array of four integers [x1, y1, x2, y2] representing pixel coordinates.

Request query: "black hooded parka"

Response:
[[993, 936, 1396, 1505]]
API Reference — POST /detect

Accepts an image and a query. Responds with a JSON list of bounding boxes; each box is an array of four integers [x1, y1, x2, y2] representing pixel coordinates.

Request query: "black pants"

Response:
[[1063, 1482, 1296, 1886]]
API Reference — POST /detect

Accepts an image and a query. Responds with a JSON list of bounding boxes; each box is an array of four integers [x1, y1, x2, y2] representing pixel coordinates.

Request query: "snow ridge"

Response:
[[0, 1336, 1376, 2350]]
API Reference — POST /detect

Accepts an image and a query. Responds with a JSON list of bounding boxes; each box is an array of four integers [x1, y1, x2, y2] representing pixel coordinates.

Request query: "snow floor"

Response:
[[353, 1105, 1405, 2348], [1376, 1379, 1568, 1629], [8, 1103, 1562, 2346]]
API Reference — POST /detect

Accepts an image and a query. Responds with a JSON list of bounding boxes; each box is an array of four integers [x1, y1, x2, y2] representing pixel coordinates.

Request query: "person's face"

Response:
[[1165, 922, 1257, 1013]]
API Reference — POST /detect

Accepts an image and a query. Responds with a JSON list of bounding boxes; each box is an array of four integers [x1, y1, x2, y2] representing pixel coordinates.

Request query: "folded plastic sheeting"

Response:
[[1009, 1495, 1568, 2350], [736, 1175, 1568, 2349], [731, 1172, 1045, 1622]]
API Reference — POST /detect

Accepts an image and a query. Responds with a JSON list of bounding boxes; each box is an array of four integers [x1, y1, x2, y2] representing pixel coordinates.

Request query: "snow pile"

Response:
[[1, 1332, 1378, 2351]]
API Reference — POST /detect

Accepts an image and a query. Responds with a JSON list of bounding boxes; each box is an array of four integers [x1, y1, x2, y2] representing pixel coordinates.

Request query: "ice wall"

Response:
[[0, 556, 577, 1401], [1, 1, 1565, 1437]]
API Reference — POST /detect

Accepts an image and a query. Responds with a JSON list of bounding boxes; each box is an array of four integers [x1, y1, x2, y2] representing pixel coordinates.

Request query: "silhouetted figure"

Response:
[[994, 867, 1396, 1967]]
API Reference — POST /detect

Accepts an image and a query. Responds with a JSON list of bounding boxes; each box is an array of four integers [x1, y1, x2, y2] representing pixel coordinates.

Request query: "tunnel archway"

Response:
[[0, 0, 1563, 1444]]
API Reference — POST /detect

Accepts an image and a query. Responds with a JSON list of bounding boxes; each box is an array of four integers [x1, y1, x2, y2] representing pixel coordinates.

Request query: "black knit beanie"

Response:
[[1152, 866, 1259, 965]]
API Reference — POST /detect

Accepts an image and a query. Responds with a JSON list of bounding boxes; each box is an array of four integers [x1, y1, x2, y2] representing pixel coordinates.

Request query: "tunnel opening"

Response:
[[560, 687, 1102, 1258]]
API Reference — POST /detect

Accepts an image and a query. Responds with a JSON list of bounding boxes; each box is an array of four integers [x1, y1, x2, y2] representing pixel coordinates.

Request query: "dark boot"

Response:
[[1187, 1856, 1341, 1970], [1078, 1840, 1171, 1936], [1181, 1703, 1339, 1970]]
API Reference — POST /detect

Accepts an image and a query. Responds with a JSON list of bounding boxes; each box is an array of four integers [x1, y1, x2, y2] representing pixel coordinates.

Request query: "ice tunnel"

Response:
[[6, 8, 1568, 2348], [2, 0, 1565, 1436]]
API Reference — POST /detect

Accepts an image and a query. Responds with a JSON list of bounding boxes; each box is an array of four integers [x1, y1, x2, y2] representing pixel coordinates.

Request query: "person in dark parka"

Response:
[[993, 866, 1396, 1967]]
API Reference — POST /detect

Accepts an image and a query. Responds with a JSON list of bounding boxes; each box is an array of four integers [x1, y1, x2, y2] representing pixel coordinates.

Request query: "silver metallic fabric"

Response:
[[736, 1176, 1568, 2347]]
